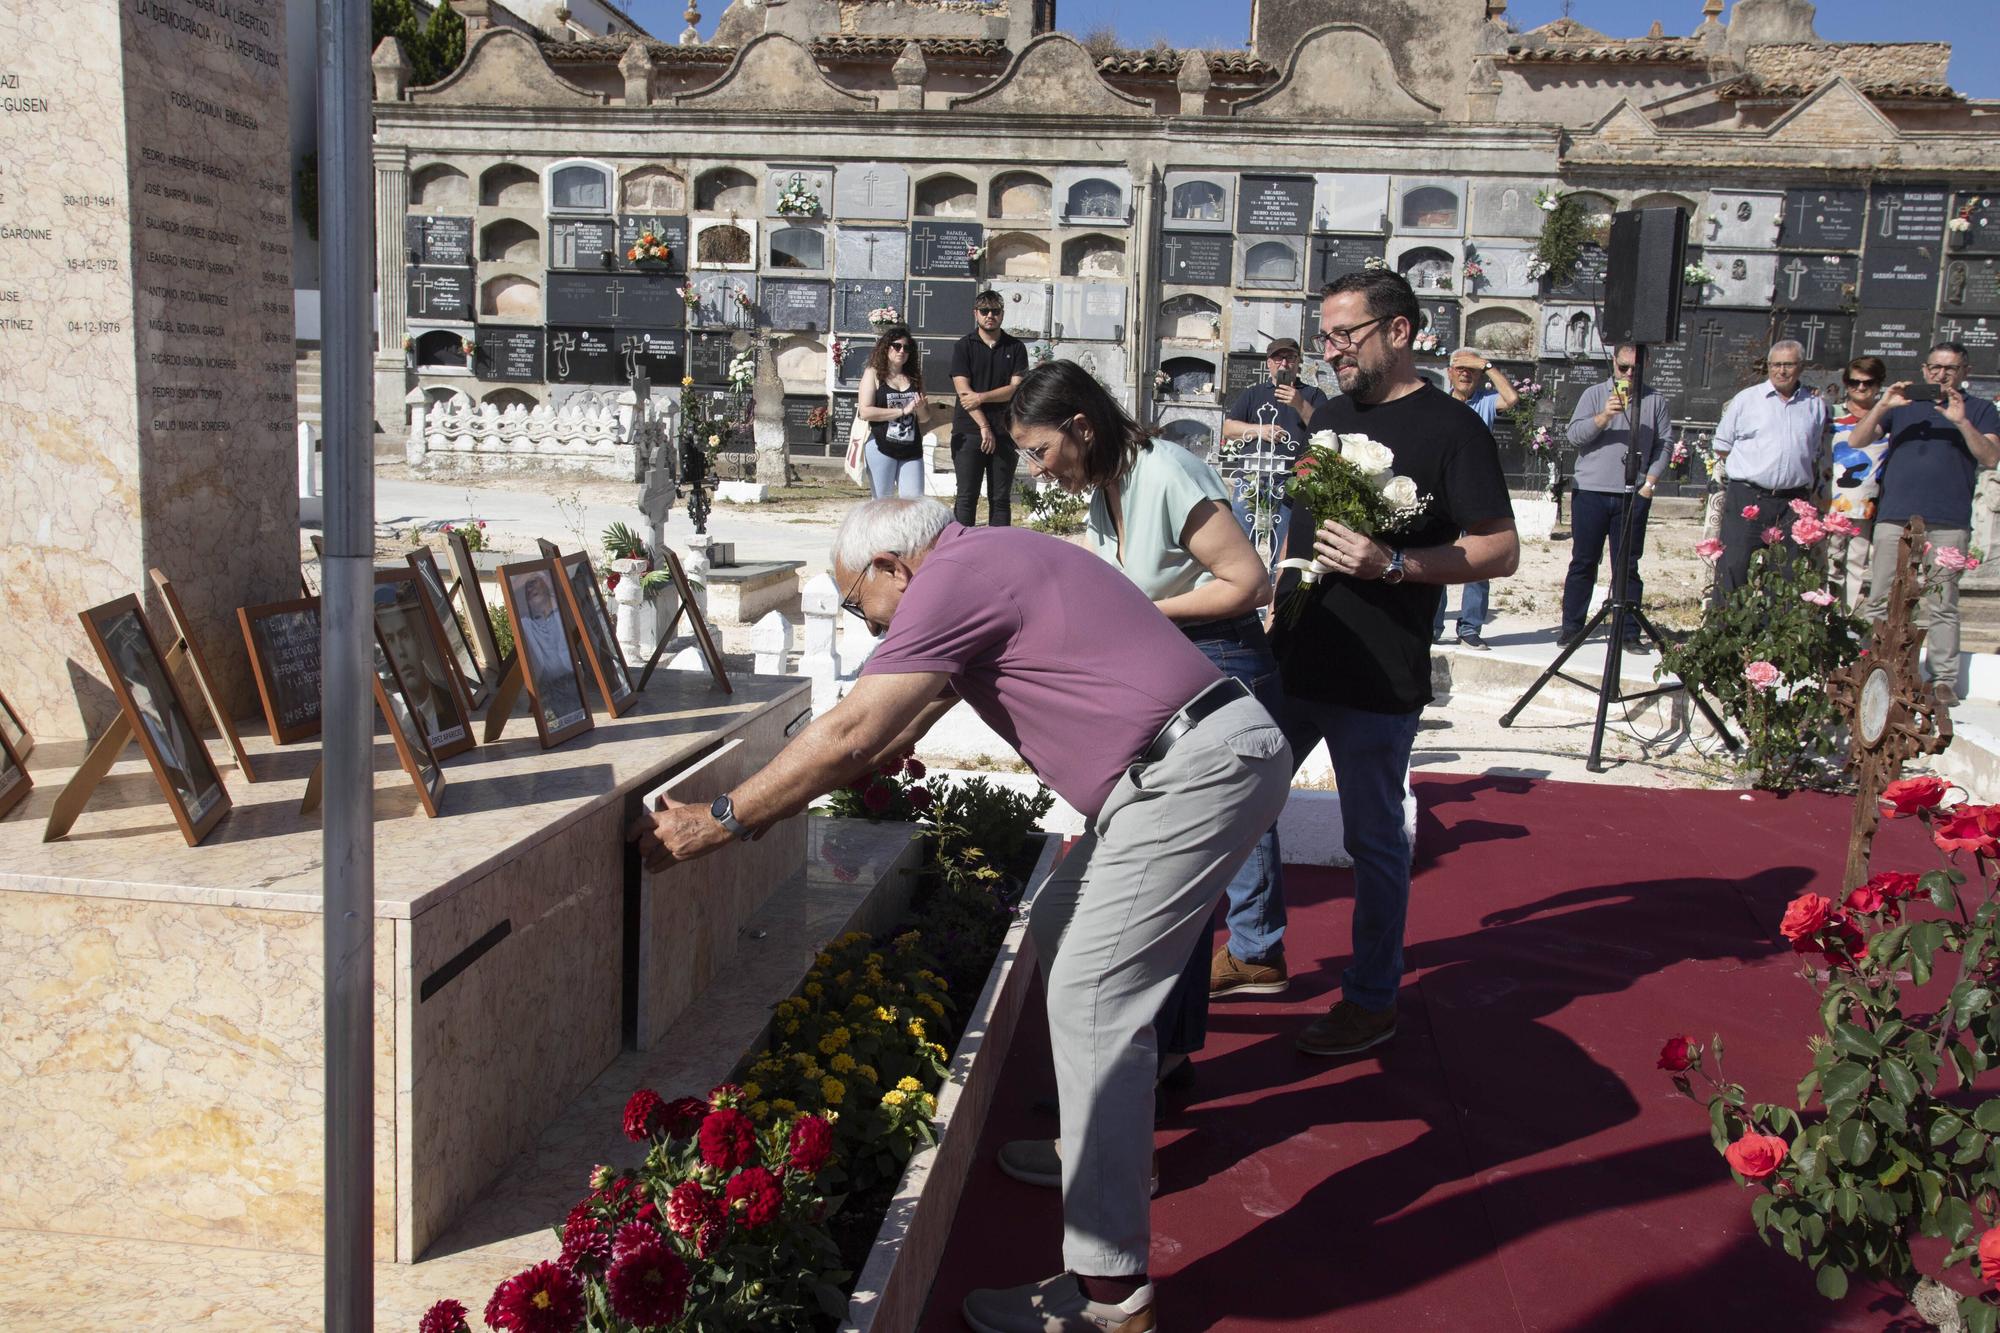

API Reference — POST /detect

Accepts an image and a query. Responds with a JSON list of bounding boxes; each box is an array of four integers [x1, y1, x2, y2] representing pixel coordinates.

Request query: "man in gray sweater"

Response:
[[1559, 344, 1675, 649]]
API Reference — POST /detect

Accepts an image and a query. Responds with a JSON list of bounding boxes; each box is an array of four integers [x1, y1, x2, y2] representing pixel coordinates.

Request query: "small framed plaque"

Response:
[[556, 550, 638, 718], [237, 595, 324, 745], [149, 570, 257, 780], [0, 685, 30, 763], [497, 559, 595, 747], [408, 547, 489, 708], [78, 596, 230, 846], [447, 528, 508, 682], [373, 571, 476, 761], [371, 632, 446, 818]]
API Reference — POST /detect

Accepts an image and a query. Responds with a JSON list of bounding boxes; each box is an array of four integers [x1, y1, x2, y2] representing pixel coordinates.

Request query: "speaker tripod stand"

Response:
[[1497, 345, 1737, 772]]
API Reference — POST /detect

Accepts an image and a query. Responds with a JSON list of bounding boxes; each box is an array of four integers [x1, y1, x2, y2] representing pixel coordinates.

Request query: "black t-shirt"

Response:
[[1273, 382, 1514, 713], [871, 382, 924, 461], [1226, 381, 1328, 460], [949, 330, 1029, 443]]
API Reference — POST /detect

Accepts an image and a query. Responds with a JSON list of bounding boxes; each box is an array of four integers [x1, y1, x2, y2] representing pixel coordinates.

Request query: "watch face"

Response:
[[710, 794, 732, 820], [1859, 667, 1892, 746]]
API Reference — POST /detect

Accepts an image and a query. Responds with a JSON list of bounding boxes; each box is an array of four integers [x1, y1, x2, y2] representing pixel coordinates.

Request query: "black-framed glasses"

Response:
[[975, 307, 1004, 317], [839, 563, 873, 621], [886, 341, 909, 351], [1312, 316, 1385, 353], [1845, 377, 1879, 388], [1613, 363, 1637, 374], [1924, 362, 1963, 373]]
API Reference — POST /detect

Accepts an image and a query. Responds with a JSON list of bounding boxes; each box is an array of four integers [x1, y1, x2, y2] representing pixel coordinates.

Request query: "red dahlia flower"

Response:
[[1880, 775, 1950, 816], [607, 1236, 692, 1327], [695, 1217, 727, 1257], [862, 781, 893, 813], [419, 1298, 470, 1333], [664, 1179, 719, 1238], [484, 1261, 585, 1333], [903, 757, 927, 779], [662, 1095, 708, 1138], [698, 1107, 758, 1172], [611, 1219, 662, 1258], [559, 1202, 611, 1273], [623, 1088, 666, 1142], [1656, 1036, 1696, 1072], [907, 786, 935, 813], [788, 1113, 835, 1175], [725, 1165, 784, 1228]]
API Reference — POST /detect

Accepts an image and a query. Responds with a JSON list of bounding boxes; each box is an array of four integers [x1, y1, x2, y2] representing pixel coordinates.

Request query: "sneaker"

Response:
[[1295, 1000, 1398, 1056], [963, 1273, 1157, 1333], [1556, 625, 1584, 648], [997, 1139, 1158, 1195], [1209, 945, 1288, 997], [1456, 629, 1490, 651]]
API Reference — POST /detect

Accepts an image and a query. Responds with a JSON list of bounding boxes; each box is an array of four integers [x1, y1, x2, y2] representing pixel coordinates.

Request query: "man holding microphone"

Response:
[[1560, 343, 1674, 649]]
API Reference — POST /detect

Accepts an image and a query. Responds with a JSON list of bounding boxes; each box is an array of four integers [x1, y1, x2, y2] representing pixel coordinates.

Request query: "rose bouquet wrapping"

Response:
[[1275, 430, 1430, 624]]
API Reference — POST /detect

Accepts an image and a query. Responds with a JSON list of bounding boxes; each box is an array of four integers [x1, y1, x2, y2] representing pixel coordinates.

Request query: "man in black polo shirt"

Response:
[[1222, 337, 1328, 564], [949, 290, 1030, 526]]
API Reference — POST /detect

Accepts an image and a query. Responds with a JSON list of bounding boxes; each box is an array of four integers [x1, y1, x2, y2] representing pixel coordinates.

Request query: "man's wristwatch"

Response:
[[709, 793, 754, 841], [1381, 548, 1407, 585]]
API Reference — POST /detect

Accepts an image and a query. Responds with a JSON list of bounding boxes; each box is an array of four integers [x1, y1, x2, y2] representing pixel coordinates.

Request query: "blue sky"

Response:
[[626, 0, 1998, 99]]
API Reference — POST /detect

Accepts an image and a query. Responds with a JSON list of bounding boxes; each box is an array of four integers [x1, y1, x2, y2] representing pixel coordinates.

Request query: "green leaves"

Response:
[[1820, 1060, 1872, 1106], [1926, 869, 1963, 914], [1814, 1264, 1849, 1300], [1835, 1118, 1877, 1167], [1833, 1023, 1881, 1060]]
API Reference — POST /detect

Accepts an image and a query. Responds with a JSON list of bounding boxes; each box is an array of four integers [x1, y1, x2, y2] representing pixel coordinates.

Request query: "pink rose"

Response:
[[1778, 892, 1835, 943], [1723, 1131, 1789, 1180], [1761, 525, 1785, 546], [1788, 498, 1818, 519], [1695, 538, 1725, 561], [1744, 660, 1780, 691], [1800, 588, 1834, 607], [1935, 546, 1971, 572], [1741, 504, 1762, 519], [1823, 511, 1860, 537], [1791, 515, 1826, 546]]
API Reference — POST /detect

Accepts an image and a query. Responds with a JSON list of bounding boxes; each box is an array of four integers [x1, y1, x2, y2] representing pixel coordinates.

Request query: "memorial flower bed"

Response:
[[421, 763, 1053, 1332]]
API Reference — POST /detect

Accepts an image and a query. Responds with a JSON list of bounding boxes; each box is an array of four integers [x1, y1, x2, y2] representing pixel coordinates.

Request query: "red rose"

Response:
[[788, 1113, 835, 1175], [1656, 1036, 1696, 1072], [1777, 893, 1835, 944], [664, 1179, 718, 1238], [607, 1234, 691, 1327], [623, 1088, 666, 1143], [1723, 1131, 1789, 1180], [724, 1165, 784, 1228], [862, 781, 893, 813], [1934, 804, 2000, 857], [1980, 1227, 2000, 1287], [1880, 776, 1951, 817], [1865, 870, 1922, 902], [662, 1095, 708, 1139], [420, 1299, 471, 1333], [1843, 883, 1886, 916], [1822, 917, 1869, 968], [697, 1107, 757, 1172], [485, 1261, 586, 1333]]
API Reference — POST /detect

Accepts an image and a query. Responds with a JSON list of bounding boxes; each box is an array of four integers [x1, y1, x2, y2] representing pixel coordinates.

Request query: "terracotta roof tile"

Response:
[[811, 36, 1008, 60], [1504, 41, 1704, 64], [1094, 49, 1273, 79], [540, 36, 735, 62]]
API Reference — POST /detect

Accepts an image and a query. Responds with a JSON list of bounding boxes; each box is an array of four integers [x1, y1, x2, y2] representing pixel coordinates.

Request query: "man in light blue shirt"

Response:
[[1433, 348, 1517, 649], [1710, 339, 1830, 603]]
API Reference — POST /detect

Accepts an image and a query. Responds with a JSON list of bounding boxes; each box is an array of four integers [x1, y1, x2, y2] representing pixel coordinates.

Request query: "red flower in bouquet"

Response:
[[623, 1087, 666, 1142], [1656, 1036, 1696, 1072], [903, 757, 927, 779], [664, 1179, 720, 1238], [862, 781, 893, 813], [1823, 916, 1868, 967], [1723, 1131, 1788, 1180], [1843, 882, 1892, 917], [1934, 804, 2000, 858], [559, 1201, 612, 1273], [695, 1217, 727, 1257], [662, 1095, 709, 1138], [907, 785, 934, 813], [484, 1261, 586, 1333], [788, 1113, 835, 1175], [612, 1219, 662, 1257], [608, 1234, 692, 1327], [698, 1107, 758, 1171], [1863, 870, 1922, 902], [725, 1165, 784, 1228], [1778, 893, 1835, 945], [1880, 775, 1950, 817], [420, 1298, 470, 1333], [1980, 1226, 2000, 1287]]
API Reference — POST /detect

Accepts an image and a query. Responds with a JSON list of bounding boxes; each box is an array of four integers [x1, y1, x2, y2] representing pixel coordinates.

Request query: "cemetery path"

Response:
[[919, 774, 1950, 1332]]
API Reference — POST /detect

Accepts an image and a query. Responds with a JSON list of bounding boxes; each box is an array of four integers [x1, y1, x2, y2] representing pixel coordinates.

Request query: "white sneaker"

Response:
[[963, 1272, 1157, 1333]]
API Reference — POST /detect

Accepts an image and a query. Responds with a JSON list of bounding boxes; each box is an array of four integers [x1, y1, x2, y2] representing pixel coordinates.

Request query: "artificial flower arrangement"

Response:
[[775, 173, 821, 217], [727, 349, 757, 394], [1527, 425, 1558, 455], [1361, 255, 1388, 271], [867, 306, 899, 328], [627, 231, 673, 264], [732, 287, 757, 314], [1462, 259, 1485, 283], [677, 284, 698, 307], [1951, 199, 1984, 234], [806, 404, 831, 431], [1274, 431, 1430, 624], [1684, 261, 1716, 286], [1411, 330, 1442, 355]]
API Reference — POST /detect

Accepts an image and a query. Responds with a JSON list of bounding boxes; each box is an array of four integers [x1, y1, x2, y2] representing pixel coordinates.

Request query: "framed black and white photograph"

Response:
[[78, 595, 230, 846], [150, 569, 258, 780], [408, 547, 489, 707], [373, 571, 476, 761], [556, 550, 637, 717], [447, 528, 508, 684], [497, 559, 594, 746], [237, 595, 324, 746], [371, 634, 446, 818]]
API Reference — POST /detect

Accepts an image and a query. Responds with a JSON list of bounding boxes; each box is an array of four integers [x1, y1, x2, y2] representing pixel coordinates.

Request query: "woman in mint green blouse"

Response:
[[1009, 358, 1286, 1083]]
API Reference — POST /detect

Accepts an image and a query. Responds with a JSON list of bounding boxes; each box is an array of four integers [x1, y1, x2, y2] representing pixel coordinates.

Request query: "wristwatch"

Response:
[[709, 793, 753, 841], [1381, 549, 1407, 585]]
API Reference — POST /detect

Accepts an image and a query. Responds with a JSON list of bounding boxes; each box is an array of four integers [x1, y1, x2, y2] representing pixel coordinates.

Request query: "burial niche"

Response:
[[1170, 180, 1228, 225], [1160, 355, 1218, 401], [1401, 185, 1459, 231], [695, 166, 758, 213], [480, 218, 541, 264], [990, 171, 1051, 221], [480, 163, 539, 208], [549, 161, 612, 214], [769, 225, 826, 271], [774, 335, 827, 390], [482, 388, 537, 411], [989, 231, 1050, 278], [1159, 417, 1215, 457], [480, 274, 541, 319], [1064, 177, 1126, 224], [1161, 293, 1222, 341], [1398, 246, 1455, 293], [1466, 307, 1533, 358], [697, 224, 752, 267], [915, 173, 979, 218], [1061, 233, 1126, 279], [622, 165, 686, 213], [1243, 239, 1301, 286], [412, 163, 470, 208], [415, 329, 471, 370]]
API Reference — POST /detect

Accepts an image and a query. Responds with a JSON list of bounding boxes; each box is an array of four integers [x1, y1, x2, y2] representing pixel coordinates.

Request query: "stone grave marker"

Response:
[[907, 279, 977, 339], [620, 271, 686, 329], [833, 226, 908, 279], [834, 279, 905, 334], [1163, 171, 1234, 232], [545, 326, 622, 384], [910, 221, 983, 278], [1773, 311, 1856, 368], [1774, 253, 1858, 311], [1224, 354, 1269, 399], [1228, 297, 1306, 353], [551, 217, 620, 270], [1781, 188, 1866, 250], [761, 278, 831, 332], [690, 274, 759, 330], [1310, 234, 1388, 289], [990, 280, 1050, 337], [1054, 342, 1130, 392], [833, 163, 909, 221], [617, 215, 688, 272], [407, 266, 473, 322], [1053, 282, 1126, 342], [1236, 235, 1304, 290], [831, 393, 857, 443], [1392, 178, 1466, 235], [1861, 245, 1943, 310], [1674, 309, 1775, 417], [1468, 180, 1547, 239], [1871, 185, 1950, 246], [1159, 232, 1232, 286], [1156, 405, 1223, 458], [1539, 304, 1607, 359], [620, 330, 686, 383], [474, 325, 545, 382], [1642, 341, 1690, 413], [1542, 244, 1608, 303], [1701, 190, 1784, 249], [545, 272, 619, 325], [688, 332, 738, 387], [1313, 172, 1390, 234], [835, 340, 874, 386], [1937, 315, 2000, 377], [409, 215, 473, 266], [1417, 297, 1461, 350], [1853, 313, 1936, 380], [1237, 175, 1314, 236], [1704, 251, 1778, 308], [1941, 257, 2000, 315], [1951, 193, 2000, 255], [917, 338, 957, 378], [1536, 359, 1607, 420], [767, 223, 828, 273], [782, 395, 829, 451], [1463, 240, 1539, 299], [766, 166, 832, 219]]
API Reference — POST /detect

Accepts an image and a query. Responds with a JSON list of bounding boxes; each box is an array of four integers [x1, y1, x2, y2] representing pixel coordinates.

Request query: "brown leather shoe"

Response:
[[1209, 945, 1288, 997], [1296, 1000, 1397, 1056]]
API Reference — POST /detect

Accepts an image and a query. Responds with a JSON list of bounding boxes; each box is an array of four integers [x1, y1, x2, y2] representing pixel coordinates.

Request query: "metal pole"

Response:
[[318, 0, 376, 1326]]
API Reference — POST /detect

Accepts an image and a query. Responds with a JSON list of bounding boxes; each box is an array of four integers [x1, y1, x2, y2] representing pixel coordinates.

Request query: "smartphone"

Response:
[[1905, 383, 1941, 403], [1272, 367, 1297, 387]]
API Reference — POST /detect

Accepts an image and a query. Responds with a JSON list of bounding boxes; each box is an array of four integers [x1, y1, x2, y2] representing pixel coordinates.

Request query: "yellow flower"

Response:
[[772, 1098, 798, 1115], [818, 1027, 850, 1056], [881, 1089, 907, 1107], [831, 1052, 857, 1074], [896, 1076, 921, 1093], [859, 1064, 879, 1083], [821, 1076, 846, 1106], [917, 1092, 936, 1115], [874, 1005, 898, 1025], [866, 952, 885, 967], [919, 994, 945, 1016], [805, 982, 824, 999], [851, 993, 873, 1010], [894, 930, 921, 954], [743, 1082, 762, 1101], [681, 375, 695, 388], [837, 972, 855, 989], [814, 952, 834, 969], [839, 932, 868, 947], [905, 1019, 926, 1040], [926, 1042, 947, 1061], [752, 1101, 770, 1119], [783, 1020, 800, 1036]]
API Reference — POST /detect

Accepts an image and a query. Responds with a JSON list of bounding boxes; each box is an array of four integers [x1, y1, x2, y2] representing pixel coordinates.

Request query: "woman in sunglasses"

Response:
[[855, 324, 927, 499], [1828, 355, 1887, 606]]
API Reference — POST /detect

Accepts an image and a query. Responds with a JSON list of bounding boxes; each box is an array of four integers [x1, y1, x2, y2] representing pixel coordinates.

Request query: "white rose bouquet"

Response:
[[1275, 430, 1432, 624]]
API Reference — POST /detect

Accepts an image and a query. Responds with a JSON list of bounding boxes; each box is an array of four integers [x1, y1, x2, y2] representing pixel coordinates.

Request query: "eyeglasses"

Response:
[[975, 308, 1003, 318], [1767, 361, 1802, 370], [1924, 362, 1964, 373], [886, 341, 909, 351], [1613, 363, 1636, 374], [838, 563, 873, 622], [1312, 317, 1385, 353], [1844, 377, 1879, 388]]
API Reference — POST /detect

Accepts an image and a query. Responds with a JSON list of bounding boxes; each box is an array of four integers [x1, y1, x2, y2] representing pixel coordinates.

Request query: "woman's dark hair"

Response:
[[1010, 359, 1152, 487], [866, 325, 923, 393]]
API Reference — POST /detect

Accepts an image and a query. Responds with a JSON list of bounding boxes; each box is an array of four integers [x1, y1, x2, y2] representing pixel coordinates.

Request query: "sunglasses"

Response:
[[975, 307, 1003, 317], [886, 341, 909, 351], [1844, 377, 1879, 388]]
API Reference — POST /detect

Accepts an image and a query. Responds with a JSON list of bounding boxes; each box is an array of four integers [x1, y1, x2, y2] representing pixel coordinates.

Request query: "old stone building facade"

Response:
[[370, 0, 2000, 486]]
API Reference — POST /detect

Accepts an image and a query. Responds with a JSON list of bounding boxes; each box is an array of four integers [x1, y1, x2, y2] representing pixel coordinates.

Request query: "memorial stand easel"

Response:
[[480, 654, 531, 743], [149, 569, 258, 782], [635, 548, 731, 695], [1829, 517, 1953, 889]]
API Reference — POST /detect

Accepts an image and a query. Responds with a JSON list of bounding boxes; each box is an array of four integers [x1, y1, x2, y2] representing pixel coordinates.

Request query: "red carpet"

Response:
[[917, 774, 1959, 1332]]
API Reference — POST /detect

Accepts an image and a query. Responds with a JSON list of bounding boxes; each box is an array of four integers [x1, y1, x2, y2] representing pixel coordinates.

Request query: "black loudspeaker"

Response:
[[1602, 207, 1688, 346]]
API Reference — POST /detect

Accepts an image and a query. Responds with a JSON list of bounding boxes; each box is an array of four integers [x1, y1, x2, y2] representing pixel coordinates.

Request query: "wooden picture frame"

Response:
[[371, 630, 446, 817], [495, 558, 594, 747], [408, 546, 489, 708], [635, 547, 732, 696], [77, 596, 231, 846], [0, 721, 30, 822], [554, 550, 639, 718], [447, 528, 509, 684], [0, 684, 32, 763], [149, 570, 258, 781], [373, 570, 477, 761], [238, 595, 324, 745]]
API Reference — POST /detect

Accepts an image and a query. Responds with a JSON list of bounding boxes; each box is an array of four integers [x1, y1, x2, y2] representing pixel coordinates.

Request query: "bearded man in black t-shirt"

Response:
[[1266, 269, 1518, 1058]]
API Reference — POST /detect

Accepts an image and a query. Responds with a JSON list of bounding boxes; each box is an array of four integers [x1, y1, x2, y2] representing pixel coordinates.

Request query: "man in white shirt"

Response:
[[1710, 340, 1830, 604]]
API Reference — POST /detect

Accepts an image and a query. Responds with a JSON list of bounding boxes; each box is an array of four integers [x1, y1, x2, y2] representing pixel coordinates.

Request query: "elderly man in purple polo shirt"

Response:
[[632, 496, 1291, 1333]]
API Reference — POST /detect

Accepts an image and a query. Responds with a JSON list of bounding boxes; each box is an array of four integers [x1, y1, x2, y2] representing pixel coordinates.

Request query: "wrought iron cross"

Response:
[[1215, 401, 1298, 568]]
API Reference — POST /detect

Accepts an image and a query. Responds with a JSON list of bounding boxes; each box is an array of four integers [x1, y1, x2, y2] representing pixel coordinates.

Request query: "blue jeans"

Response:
[[1156, 628, 1287, 1057], [1275, 697, 1421, 1013], [1563, 488, 1651, 635], [864, 439, 925, 499], [1431, 580, 1490, 639]]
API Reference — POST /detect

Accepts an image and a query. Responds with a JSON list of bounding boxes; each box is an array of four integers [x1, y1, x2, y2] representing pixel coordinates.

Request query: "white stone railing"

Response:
[[405, 388, 671, 480]]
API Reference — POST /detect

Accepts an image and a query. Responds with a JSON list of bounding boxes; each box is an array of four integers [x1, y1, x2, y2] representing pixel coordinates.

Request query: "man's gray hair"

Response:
[[1769, 339, 1805, 360], [832, 497, 953, 572]]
